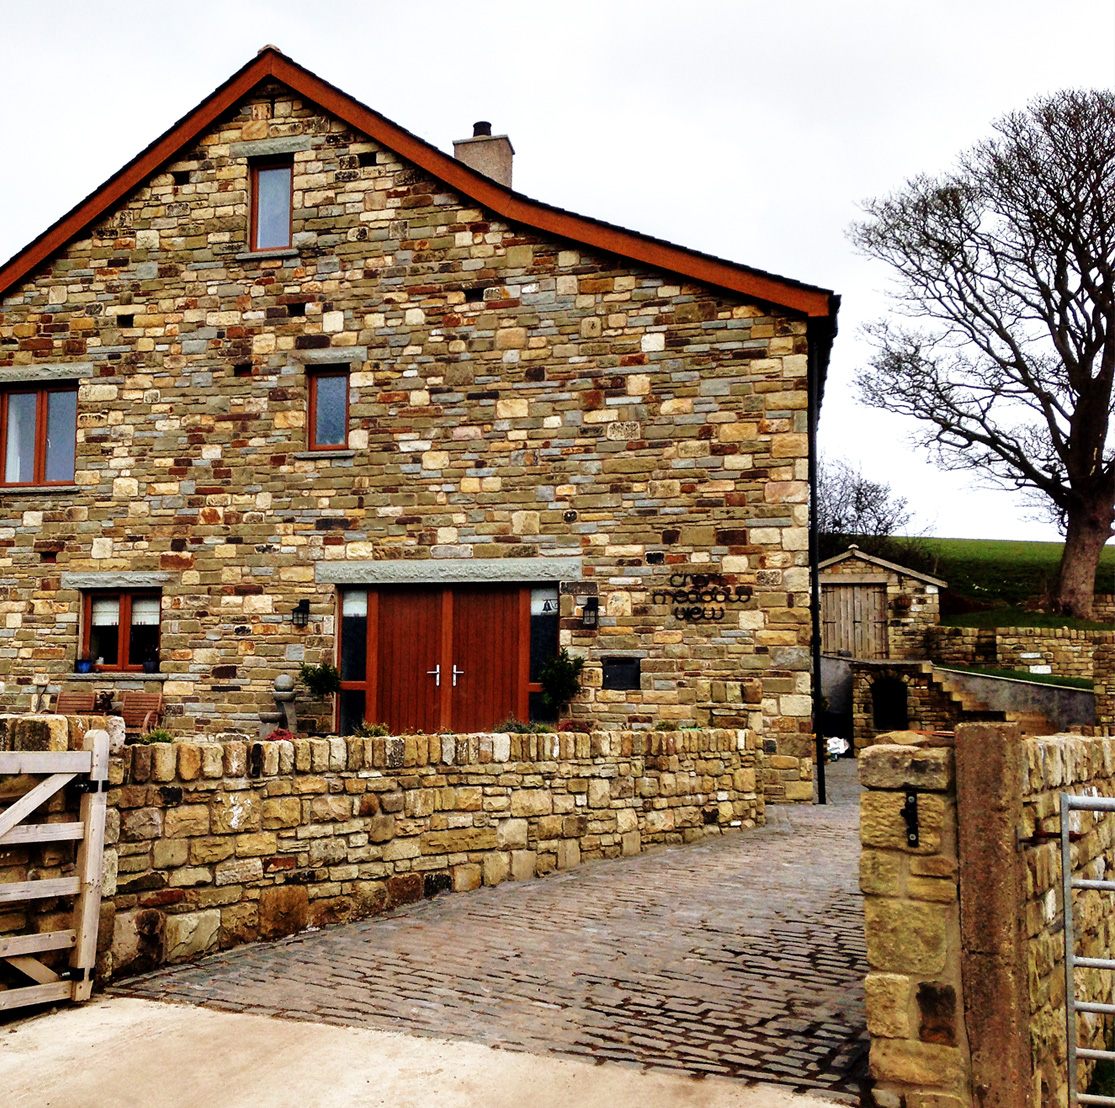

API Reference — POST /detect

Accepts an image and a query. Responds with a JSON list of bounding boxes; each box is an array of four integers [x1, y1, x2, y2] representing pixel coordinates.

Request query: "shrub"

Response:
[[353, 721, 389, 737], [265, 728, 295, 742], [538, 648, 585, 714], [132, 727, 173, 745], [299, 662, 341, 698]]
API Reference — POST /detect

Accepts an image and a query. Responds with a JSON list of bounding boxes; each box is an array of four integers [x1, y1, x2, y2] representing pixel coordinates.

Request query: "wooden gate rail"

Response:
[[0, 729, 109, 1010]]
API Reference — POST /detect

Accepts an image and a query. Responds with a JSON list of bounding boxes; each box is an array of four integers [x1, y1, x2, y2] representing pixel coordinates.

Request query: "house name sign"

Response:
[[651, 572, 753, 623]]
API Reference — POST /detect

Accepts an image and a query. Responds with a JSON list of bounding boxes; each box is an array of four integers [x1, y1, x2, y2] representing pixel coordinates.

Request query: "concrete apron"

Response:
[[2, 997, 836, 1108]]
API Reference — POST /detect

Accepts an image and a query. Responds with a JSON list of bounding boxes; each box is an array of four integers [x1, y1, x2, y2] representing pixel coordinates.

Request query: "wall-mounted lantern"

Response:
[[292, 598, 311, 628], [580, 596, 599, 629]]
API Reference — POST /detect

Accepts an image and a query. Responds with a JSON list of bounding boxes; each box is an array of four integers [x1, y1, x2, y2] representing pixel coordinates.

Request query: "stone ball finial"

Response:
[[274, 674, 295, 692]]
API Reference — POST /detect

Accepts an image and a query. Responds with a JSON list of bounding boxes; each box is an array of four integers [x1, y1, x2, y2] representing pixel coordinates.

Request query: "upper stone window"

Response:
[[251, 158, 293, 251], [0, 384, 77, 486], [308, 368, 349, 449]]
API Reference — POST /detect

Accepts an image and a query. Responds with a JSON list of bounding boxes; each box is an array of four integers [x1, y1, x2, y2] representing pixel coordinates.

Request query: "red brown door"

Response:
[[341, 585, 531, 734], [450, 586, 528, 732], [374, 586, 443, 733]]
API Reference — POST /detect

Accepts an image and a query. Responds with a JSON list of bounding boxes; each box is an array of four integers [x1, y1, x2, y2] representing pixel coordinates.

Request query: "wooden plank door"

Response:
[[450, 586, 527, 732], [821, 584, 888, 659], [374, 587, 443, 733]]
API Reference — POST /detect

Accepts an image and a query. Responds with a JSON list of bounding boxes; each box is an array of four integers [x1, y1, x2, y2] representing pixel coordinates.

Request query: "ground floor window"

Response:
[[338, 584, 559, 735], [83, 592, 161, 672]]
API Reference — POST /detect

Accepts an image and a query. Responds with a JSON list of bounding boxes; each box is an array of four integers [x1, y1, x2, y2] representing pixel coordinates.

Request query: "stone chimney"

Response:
[[453, 121, 514, 188]]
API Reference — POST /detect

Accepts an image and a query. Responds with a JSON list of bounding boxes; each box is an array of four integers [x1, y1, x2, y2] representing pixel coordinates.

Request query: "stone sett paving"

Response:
[[113, 760, 868, 1104]]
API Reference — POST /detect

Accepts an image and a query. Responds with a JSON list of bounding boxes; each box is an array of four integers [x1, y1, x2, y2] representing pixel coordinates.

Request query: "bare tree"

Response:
[[816, 458, 929, 567], [852, 90, 1114, 618]]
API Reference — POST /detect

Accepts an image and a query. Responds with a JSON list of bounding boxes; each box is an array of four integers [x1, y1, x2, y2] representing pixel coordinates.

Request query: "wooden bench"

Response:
[[55, 690, 96, 715], [120, 691, 163, 734]]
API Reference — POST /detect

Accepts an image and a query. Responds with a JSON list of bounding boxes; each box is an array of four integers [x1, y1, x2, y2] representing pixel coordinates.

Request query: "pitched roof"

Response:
[[0, 48, 840, 339], [818, 546, 948, 587]]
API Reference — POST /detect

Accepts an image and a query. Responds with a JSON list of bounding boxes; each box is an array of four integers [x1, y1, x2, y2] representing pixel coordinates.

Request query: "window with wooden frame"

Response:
[[0, 384, 77, 486], [250, 158, 293, 251], [308, 367, 349, 449], [82, 592, 161, 672]]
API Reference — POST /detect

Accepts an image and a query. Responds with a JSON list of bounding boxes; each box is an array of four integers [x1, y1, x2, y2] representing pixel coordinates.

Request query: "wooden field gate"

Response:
[[0, 728, 109, 1011]]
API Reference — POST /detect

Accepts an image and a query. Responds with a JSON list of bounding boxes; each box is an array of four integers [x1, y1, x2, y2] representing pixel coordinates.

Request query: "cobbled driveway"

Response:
[[114, 760, 868, 1103]]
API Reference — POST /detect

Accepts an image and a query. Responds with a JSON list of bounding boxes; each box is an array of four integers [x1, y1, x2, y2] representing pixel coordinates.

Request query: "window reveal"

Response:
[[251, 160, 293, 251], [1, 386, 77, 486], [84, 592, 161, 671]]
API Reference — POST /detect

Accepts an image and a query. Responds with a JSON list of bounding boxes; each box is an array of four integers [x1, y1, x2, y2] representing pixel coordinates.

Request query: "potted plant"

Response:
[[75, 654, 93, 675]]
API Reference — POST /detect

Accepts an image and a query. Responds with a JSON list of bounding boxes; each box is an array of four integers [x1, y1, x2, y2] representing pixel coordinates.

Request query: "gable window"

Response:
[[1, 385, 77, 486], [251, 159, 293, 251], [308, 368, 349, 449], [83, 591, 161, 672]]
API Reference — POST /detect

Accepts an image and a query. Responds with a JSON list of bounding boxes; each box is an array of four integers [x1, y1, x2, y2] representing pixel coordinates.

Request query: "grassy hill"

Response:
[[914, 537, 1115, 610]]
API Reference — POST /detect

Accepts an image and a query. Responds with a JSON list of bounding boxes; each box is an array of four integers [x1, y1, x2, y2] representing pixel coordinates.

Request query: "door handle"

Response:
[[452, 665, 464, 687], [427, 664, 441, 687]]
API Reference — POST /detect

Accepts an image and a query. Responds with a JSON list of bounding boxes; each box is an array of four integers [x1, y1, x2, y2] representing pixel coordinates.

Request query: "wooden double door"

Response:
[[339, 585, 531, 734], [821, 583, 888, 659]]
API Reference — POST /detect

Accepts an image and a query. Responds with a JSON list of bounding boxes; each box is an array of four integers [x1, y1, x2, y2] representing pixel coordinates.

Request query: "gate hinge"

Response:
[[58, 966, 93, 982], [902, 787, 919, 847], [71, 777, 109, 795]]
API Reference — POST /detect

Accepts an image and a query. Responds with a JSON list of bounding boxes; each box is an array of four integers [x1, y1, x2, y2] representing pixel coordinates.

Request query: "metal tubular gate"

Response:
[[0, 729, 109, 1011], [1062, 792, 1115, 1106]]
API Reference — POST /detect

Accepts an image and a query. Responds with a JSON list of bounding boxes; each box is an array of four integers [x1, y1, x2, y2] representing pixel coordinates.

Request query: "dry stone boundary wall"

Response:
[[0, 716, 760, 985], [929, 627, 1112, 682]]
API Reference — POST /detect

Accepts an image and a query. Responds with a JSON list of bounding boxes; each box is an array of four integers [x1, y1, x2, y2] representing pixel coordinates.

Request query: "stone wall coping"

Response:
[[317, 556, 583, 585], [60, 572, 171, 589], [858, 743, 953, 791]]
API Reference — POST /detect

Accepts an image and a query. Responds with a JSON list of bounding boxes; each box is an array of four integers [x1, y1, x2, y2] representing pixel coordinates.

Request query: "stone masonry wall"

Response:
[[0, 81, 814, 765], [1020, 732, 1115, 1105], [929, 627, 1110, 682], [860, 723, 1115, 1107], [0, 716, 759, 986], [858, 735, 972, 1105]]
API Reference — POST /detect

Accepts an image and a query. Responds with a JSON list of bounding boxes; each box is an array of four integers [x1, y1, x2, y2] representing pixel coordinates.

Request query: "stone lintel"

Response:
[[230, 137, 315, 158], [60, 572, 171, 590], [0, 363, 94, 383], [288, 347, 368, 365], [317, 557, 583, 586]]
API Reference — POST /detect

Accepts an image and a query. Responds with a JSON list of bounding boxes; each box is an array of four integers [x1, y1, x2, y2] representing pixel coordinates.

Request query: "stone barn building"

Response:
[[0, 49, 839, 769]]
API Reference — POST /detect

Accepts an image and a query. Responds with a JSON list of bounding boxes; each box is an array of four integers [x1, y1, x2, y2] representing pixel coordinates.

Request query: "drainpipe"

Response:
[[807, 310, 837, 804]]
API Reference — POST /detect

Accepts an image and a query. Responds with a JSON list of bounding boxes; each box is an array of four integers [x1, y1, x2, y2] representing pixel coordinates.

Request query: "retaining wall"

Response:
[[860, 724, 1115, 1107], [929, 626, 1112, 681], [0, 717, 760, 986]]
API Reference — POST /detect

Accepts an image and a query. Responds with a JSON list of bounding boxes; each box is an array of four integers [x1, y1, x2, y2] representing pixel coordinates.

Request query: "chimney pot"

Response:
[[473, 121, 493, 137]]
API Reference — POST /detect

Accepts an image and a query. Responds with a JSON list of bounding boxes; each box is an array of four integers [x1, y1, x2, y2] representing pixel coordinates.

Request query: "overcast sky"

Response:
[[1, 0, 1112, 545]]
